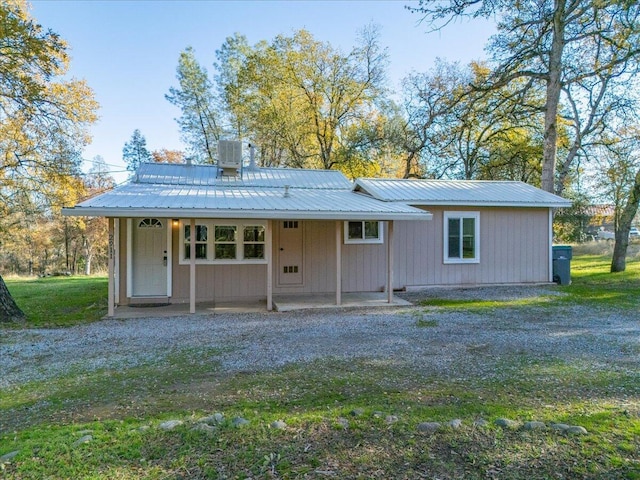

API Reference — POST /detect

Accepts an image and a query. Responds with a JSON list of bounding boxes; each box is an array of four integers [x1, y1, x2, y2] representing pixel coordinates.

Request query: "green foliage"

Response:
[[166, 46, 222, 163], [213, 27, 389, 171], [0, 0, 98, 213], [3, 276, 107, 327], [553, 193, 591, 243], [0, 0, 98, 323], [122, 129, 152, 172], [411, 0, 640, 195]]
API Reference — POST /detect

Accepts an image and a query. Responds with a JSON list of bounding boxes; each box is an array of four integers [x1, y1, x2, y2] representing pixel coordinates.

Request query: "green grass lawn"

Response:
[[1, 256, 639, 479], [3, 275, 107, 327]]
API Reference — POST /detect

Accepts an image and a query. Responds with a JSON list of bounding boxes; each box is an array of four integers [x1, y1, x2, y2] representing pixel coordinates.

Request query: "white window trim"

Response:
[[343, 220, 384, 244], [443, 211, 480, 264], [178, 220, 268, 265]]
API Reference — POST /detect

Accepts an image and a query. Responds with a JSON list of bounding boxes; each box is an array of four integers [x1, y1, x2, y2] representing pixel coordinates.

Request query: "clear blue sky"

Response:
[[30, 0, 495, 182]]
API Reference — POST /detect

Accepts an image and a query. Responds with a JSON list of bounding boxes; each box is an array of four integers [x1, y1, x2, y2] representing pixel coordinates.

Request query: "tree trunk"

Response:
[[0, 275, 25, 323], [403, 151, 416, 179], [611, 168, 640, 272], [541, 0, 566, 194], [85, 252, 93, 276]]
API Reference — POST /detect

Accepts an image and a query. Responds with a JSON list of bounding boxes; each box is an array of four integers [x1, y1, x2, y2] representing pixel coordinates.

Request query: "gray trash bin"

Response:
[[552, 245, 572, 285]]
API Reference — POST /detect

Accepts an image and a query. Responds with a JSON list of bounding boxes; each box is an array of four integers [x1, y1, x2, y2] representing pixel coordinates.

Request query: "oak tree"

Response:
[[411, 0, 640, 194], [216, 27, 388, 171], [0, 0, 98, 322]]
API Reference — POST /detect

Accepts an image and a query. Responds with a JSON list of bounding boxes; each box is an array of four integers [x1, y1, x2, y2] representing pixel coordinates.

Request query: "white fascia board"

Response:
[[406, 200, 572, 208], [61, 207, 433, 222]]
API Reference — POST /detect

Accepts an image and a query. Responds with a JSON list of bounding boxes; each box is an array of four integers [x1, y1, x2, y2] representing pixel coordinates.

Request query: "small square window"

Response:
[[348, 222, 363, 240], [344, 221, 383, 244]]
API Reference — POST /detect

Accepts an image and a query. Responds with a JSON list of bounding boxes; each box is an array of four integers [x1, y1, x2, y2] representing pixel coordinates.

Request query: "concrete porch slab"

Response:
[[108, 293, 411, 319], [272, 292, 411, 312], [110, 300, 267, 319]]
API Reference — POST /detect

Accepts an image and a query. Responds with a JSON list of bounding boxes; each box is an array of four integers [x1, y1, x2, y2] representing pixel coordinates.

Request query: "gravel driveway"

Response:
[[3, 286, 639, 392]]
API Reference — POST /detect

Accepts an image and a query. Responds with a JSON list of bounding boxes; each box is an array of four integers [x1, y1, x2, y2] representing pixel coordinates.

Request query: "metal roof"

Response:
[[63, 182, 432, 221], [63, 163, 569, 220], [134, 162, 353, 189], [354, 178, 572, 208]]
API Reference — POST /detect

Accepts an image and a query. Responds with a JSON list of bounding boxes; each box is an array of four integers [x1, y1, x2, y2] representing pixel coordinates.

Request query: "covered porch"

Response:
[[108, 292, 412, 319], [101, 217, 417, 317]]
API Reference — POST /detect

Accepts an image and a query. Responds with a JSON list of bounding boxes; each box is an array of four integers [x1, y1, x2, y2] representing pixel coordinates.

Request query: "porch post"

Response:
[[266, 220, 273, 311], [166, 218, 173, 298], [189, 218, 196, 313], [114, 218, 120, 304], [548, 208, 554, 282], [107, 217, 115, 317], [336, 221, 342, 306], [387, 220, 394, 304]]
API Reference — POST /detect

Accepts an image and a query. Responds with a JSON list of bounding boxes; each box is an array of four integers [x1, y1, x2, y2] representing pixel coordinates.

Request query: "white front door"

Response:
[[278, 220, 303, 286], [132, 218, 167, 296]]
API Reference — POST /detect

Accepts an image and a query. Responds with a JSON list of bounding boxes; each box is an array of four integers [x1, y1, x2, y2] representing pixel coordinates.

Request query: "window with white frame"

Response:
[[443, 212, 480, 263], [184, 224, 208, 259], [243, 225, 265, 259], [343, 221, 383, 244], [180, 221, 266, 264], [214, 225, 237, 259]]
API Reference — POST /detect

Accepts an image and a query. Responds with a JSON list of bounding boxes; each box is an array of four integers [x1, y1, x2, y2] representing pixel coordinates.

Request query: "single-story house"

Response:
[[62, 160, 571, 316]]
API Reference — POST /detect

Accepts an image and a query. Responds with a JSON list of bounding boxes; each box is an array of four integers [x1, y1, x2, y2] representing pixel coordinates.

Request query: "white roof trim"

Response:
[[61, 207, 432, 221], [64, 181, 433, 221]]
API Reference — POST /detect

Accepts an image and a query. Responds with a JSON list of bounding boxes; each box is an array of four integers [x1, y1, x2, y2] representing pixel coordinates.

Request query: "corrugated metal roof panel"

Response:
[[355, 178, 572, 208], [64, 183, 432, 221], [135, 163, 353, 189]]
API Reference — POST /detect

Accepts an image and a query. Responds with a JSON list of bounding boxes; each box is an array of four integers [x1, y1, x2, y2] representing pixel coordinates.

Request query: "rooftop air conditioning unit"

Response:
[[218, 140, 242, 176]]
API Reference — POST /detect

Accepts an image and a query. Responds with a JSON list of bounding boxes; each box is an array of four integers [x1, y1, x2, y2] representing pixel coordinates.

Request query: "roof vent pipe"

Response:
[[284, 185, 290, 198], [247, 143, 257, 171]]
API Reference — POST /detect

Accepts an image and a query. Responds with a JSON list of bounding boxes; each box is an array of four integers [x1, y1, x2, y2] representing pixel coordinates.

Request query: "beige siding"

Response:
[[170, 263, 267, 302], [341, 241, 386, 292], [117, 208, 551, 306], [272, 220, 386, 295], [393, 207, 551, 288]]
